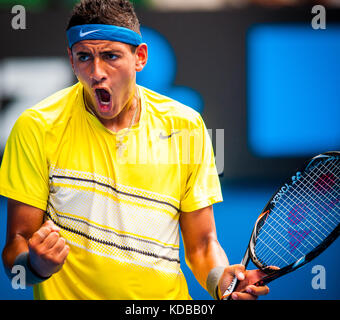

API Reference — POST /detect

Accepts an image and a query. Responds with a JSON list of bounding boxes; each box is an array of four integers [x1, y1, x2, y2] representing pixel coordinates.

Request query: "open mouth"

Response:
[[95, 88, 111, 109]]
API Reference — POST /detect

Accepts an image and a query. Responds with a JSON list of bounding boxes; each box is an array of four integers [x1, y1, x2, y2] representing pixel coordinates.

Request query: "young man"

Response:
[[0, 0, 269, 300]]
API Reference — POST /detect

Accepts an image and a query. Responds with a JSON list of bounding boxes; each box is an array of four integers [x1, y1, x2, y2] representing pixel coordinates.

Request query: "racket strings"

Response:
[[254, 157, 339, 269], [256, 223, 300, 265], [258, 158, 338, 262], [261, 159, 339, 237], [256, 160, 339, 267], [280, 163, 339, 236], [294, 160, 339, 225], [257, 189, 331, 266], [313, 162, 340, 211], [256, 198, 337, 267], [297, 165, 339, 227]]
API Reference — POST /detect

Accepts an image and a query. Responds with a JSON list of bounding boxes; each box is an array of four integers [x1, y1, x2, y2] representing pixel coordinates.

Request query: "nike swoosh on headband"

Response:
[[79, 29, 101, 37]]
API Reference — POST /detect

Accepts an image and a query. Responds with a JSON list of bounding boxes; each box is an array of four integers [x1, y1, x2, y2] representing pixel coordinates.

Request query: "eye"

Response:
[[105, 53, 119, 60], [78, 54, 90, 62]]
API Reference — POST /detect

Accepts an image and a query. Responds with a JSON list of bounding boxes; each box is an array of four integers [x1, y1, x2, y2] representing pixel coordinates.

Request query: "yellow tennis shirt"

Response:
[[0, 82, 222, 299]]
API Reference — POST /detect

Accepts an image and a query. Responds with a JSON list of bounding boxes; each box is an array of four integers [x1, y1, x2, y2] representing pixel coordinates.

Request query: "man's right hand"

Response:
[[27, 220, 70, 278]]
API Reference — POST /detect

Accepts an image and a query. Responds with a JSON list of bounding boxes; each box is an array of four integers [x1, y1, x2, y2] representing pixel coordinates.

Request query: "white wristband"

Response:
[[206, 266, 225, 300]]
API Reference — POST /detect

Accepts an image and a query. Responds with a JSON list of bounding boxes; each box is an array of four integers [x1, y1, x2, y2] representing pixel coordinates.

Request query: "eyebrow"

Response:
[[101, 50, 121, 54], [75, 49, 122, 55], [76, 51, 91, 56], [77, 48, 122, 54]]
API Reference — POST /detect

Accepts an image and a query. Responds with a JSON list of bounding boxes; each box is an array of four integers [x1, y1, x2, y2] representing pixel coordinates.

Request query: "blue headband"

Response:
[[66, 24, 143, 48]]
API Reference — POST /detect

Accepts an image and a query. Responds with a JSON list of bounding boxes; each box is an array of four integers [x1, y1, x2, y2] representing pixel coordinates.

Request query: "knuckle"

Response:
[[38, 227, 49, 236], [50, 232, 59, 240]]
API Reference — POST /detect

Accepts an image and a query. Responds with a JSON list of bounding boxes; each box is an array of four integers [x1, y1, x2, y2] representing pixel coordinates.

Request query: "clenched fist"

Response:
[[28, 220, 69, 278]]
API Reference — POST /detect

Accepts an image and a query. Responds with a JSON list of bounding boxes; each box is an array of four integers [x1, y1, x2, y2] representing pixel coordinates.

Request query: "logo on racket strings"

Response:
[[271, 172, 302, 206]]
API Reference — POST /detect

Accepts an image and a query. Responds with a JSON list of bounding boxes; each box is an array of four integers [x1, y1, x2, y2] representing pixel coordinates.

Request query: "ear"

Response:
[[135, 43, 148, 72], [67, 47, 75, 73]]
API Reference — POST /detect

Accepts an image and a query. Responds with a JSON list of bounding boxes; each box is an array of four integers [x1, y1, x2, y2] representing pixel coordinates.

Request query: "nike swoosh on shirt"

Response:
[[159, 131, 181, 139], [79, 29, 101, 37]]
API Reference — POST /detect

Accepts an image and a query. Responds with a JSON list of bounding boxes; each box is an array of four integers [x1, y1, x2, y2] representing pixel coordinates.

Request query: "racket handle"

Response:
[[221, 276, 239, 300], [221, 274, 271, 300]]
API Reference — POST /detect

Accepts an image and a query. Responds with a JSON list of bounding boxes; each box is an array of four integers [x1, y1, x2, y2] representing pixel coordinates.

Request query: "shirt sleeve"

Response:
[[0, 110, 49, 210], [180, 114, 223, 212]]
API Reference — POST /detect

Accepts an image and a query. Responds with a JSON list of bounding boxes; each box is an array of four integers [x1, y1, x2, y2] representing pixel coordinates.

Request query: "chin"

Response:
[[96, 109, 116, 120]]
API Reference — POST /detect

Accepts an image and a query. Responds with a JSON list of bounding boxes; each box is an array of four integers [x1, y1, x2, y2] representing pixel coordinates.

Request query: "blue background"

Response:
[[248, 24, 340, 157]]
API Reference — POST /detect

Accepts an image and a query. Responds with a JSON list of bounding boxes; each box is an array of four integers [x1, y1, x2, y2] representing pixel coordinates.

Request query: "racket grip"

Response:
[[221, 276, 239, 300]]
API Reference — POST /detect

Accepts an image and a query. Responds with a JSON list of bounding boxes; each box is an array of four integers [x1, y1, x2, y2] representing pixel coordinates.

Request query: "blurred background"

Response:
[[0, 0, 339, 300]]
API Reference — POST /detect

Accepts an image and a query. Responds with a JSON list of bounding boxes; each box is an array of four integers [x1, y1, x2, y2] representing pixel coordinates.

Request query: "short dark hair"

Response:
[[66, 0, 141, 35]]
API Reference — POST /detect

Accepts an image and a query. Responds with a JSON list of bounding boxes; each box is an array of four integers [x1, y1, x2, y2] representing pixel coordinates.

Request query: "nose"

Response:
[[91, 57, 107, 83]]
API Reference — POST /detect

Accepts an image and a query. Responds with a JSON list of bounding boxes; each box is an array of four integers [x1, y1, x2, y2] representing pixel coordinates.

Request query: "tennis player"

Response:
[[0, 0, 269, 300]]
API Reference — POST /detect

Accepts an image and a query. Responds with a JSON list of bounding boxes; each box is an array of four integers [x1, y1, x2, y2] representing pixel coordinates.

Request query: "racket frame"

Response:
[[222, 151, 340, 299]]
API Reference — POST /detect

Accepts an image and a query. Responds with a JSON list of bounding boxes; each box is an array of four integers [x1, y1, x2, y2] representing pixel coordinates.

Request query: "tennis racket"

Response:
[[222, 151, 340, 300]]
